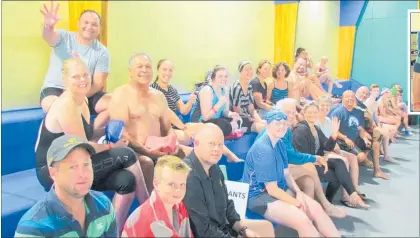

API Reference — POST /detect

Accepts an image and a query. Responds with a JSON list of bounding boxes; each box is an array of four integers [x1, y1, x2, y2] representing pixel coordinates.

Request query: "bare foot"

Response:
[[226, 153, 244, 163], [361, 159, 374, 169], [390, 137, 397, 143], [324, 204, 346, 218], [383, 156, 398, 164], [374, 171, 389, 180], [349, 193, 370, 209]]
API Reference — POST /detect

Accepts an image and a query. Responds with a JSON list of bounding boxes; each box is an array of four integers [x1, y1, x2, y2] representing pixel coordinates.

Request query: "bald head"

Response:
[[342, 90, 356, 109], [356, 86, 369, 101], [194, 123, 224, 166], [195, 123, 223, 142]]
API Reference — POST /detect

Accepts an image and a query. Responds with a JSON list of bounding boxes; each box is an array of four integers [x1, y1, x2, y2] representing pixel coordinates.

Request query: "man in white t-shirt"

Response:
[[39, 1, 110, 128]]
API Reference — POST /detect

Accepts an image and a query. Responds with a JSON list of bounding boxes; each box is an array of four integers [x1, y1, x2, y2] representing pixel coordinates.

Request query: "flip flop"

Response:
[[358, 193, 368, 201], [340, 200, 358, 208]]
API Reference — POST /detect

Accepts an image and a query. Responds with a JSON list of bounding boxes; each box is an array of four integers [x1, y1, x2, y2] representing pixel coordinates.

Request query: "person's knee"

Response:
[[293, 210, 314, 231], [339, 156, 349, 168], [334, 158, 347, 170], [299, 175, 315, 190], [40, 96, 58, 112], [95, 93, 112, 112], [114, 170, 136, 195], [114, 147, 138, 168], [138, 155, 155, 170], [357, 152, 367, 163], [307, 198, 324, 213], [302, 163, 317, 175]]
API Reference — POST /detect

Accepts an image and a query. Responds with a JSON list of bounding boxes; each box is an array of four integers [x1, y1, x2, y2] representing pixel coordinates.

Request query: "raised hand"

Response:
[[189, 92, 197, 104], [330, 117, 341, 139], [40, 1, 61, 26]]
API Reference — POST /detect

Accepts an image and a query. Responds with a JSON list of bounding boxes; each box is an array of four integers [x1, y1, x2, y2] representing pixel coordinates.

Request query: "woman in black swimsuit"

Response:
[[35, 58, 149, 233]]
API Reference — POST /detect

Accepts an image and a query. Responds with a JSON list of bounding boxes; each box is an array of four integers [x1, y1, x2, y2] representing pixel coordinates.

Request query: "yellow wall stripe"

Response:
[[273, 3, 299, 66]]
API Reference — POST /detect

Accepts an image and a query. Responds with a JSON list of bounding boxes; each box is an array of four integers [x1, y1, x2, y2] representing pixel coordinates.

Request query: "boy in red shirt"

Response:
[[122, 155, 193, 237]]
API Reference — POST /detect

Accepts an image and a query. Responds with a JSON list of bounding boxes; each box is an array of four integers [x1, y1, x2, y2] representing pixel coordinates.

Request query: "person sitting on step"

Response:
[[266, 62, 291, 105], [293, 102, 369, 209], [122, 155, 193, 238], [242, 110, 341, 237], [183, 124, 275, 237], [229, 60, 266, 133], [314, 57, 342, 95], [108, 53, 187, 194], [330, 90, 388, 180], [249, 60, 274, 118], [257, 98, 346, 218], [151, 59, 242, 163], [39, 1, 110, 129], [17, 135, 117, 237], [35, 58, 149, 234]]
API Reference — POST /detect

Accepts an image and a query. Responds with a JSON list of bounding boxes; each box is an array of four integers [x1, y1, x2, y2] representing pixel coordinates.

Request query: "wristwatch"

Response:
[[239, 226, 248, 236]]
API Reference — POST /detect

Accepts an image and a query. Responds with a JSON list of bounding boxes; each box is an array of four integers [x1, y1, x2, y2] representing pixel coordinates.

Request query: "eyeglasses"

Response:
[[208, 141, 224, 149]]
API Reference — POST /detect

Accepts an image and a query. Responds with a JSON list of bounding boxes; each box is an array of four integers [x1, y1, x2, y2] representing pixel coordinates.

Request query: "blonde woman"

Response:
[[35, 58, 149, 234], [316, 96, 368, 202]]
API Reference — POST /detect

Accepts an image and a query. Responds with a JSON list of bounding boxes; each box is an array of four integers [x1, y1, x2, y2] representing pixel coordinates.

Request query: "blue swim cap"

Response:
[[265, 109, 288, 124]]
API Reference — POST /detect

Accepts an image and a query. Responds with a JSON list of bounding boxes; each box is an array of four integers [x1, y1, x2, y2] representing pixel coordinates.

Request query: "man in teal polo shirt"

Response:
[[15, 135, 117, 237]]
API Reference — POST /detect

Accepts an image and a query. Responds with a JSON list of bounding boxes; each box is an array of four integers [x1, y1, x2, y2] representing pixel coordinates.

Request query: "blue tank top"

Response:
[[271, 79, 288, 104], [191, 85, 226, 122]]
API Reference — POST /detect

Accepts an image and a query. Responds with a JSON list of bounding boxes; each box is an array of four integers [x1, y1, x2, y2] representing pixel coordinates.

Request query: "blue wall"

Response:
[[340, 1, 366, 26], [352, 1, 416, 99]]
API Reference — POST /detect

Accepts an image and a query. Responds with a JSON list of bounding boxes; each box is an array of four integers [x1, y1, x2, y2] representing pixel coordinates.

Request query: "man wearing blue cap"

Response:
[[242, 110, 340, 237], [15, 135, 117, 237]]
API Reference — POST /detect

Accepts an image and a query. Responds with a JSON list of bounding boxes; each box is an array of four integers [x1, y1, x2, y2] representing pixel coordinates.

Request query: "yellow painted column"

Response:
[[273, 3, 299, 66], [337, 26, 356, 80]]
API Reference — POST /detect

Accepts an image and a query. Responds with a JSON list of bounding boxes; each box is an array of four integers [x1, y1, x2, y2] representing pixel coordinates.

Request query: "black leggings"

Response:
[[205, 117, 233, 136], [316, 158, 355, 202], [36, 147, 138, 195]]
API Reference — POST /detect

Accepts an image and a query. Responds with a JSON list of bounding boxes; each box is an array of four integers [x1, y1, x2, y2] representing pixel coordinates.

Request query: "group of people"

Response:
[[413, 44, 420, 111], [14, 3, 412, 237]]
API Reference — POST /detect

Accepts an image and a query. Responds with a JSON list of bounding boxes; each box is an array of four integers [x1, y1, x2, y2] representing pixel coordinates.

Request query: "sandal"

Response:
[[340, 200, 358, 208], [357, 193, 368, 201]]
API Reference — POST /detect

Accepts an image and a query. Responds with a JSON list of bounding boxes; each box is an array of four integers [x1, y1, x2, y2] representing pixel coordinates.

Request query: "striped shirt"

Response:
[[150, 82, 181, 113], [229, 80, 254, 116], [15, 187, 116, 237]]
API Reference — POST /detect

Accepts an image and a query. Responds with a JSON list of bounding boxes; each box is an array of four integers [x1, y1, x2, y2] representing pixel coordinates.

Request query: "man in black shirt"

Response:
[[183, 123, 274, 237]]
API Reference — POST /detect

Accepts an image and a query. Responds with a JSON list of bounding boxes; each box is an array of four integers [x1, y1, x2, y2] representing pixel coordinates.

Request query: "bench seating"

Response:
[[0, 81, 353, 237]]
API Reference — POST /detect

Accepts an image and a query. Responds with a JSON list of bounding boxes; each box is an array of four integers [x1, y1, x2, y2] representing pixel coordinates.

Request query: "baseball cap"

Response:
[[47, 135, 95, 167], [265, 109, 288, 124]]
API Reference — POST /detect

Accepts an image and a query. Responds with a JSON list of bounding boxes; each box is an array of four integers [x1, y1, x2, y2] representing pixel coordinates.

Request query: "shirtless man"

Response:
[[108, 52, 185, 193], [355, 87, 394, 163], [288, 57, 328, 102]]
